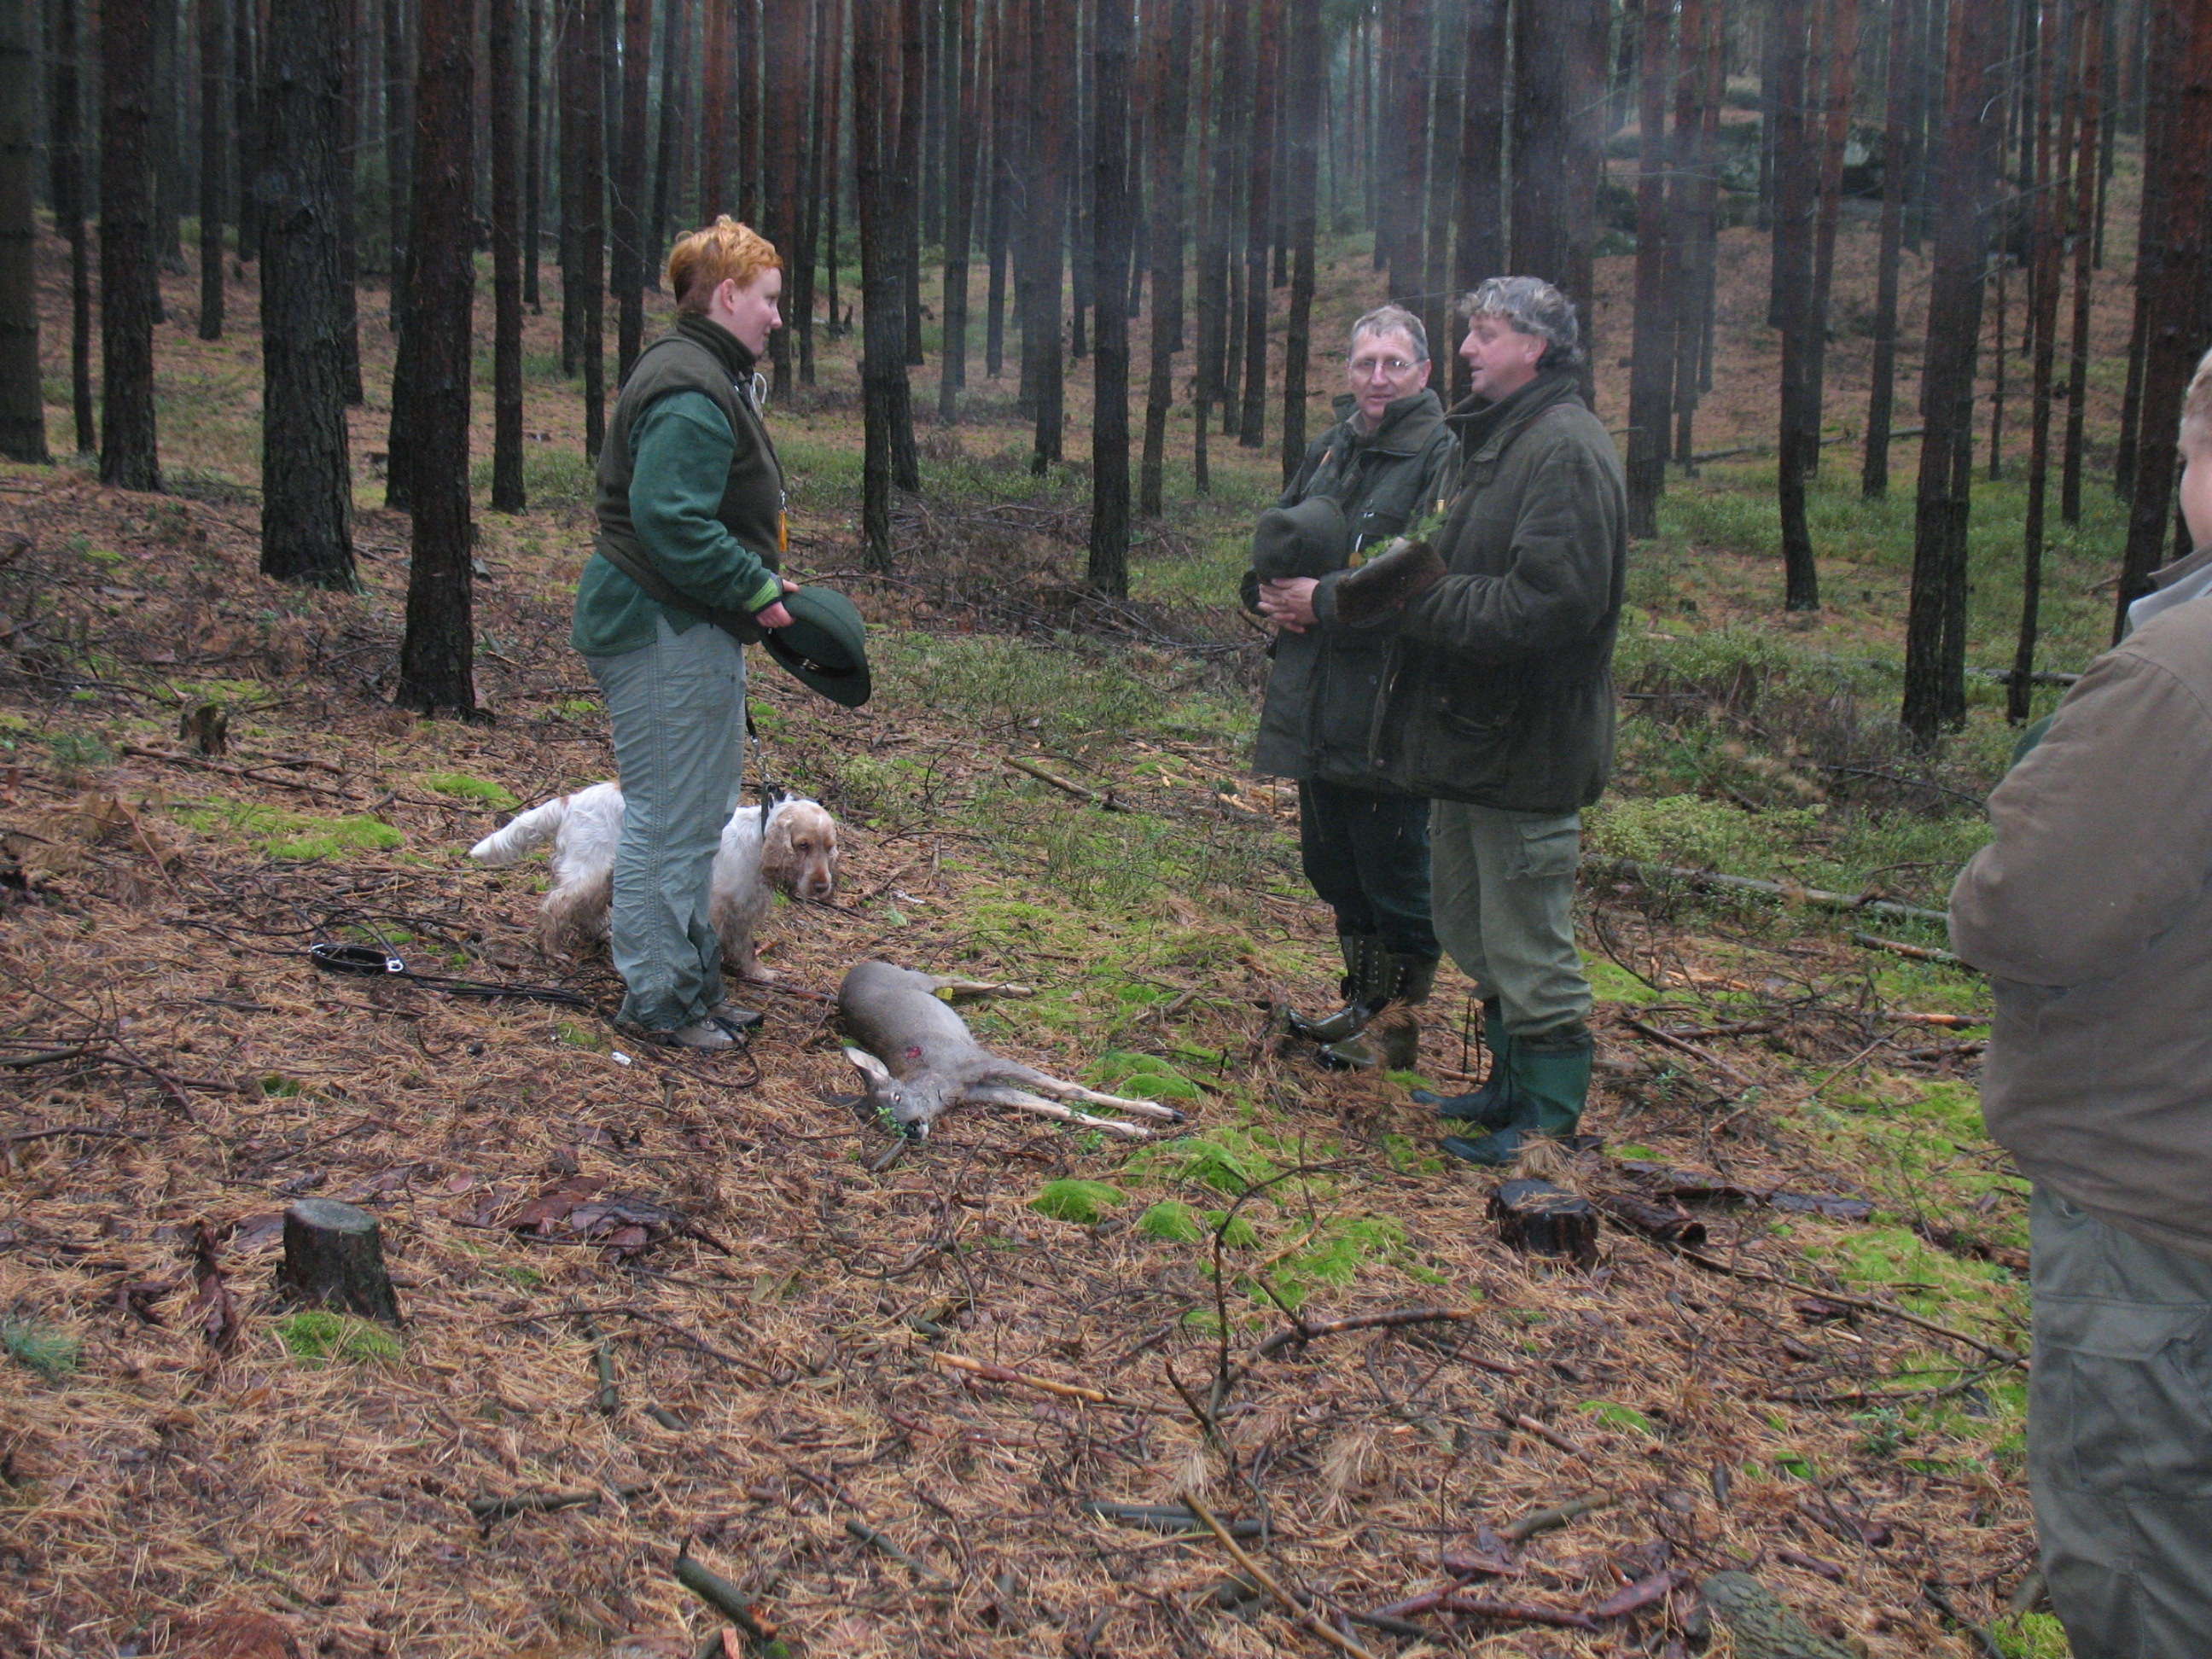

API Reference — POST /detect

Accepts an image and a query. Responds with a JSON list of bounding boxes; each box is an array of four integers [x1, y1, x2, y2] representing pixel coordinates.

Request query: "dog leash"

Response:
[[307, 942, 601, 1010]]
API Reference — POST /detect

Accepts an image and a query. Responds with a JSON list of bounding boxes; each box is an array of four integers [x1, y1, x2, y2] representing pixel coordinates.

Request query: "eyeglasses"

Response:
[[1348, 355, 1420, 379]]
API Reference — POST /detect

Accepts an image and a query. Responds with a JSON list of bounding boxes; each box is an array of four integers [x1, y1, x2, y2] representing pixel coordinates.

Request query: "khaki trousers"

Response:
[[1427, 800, 1590, 1038]]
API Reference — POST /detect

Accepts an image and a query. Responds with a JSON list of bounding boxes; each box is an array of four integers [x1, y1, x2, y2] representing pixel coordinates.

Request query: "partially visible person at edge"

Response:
[[1260, 276, 1626, 1165], [1948, 345, 2212, 1657], [1243, 305, 1458, 1072], [570, 216, 800, 1050]]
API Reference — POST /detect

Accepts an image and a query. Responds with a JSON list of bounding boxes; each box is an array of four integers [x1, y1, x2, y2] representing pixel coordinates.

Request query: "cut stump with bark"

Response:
[[1488, 1179, 1599, 1268], [278, 1199, 402, 1324]]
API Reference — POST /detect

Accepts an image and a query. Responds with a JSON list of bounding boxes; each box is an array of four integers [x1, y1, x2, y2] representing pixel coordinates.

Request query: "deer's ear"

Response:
[[843, 1046, 894, 1087]]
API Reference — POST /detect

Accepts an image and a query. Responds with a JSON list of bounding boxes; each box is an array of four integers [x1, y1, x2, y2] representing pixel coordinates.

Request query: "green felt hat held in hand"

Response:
[[1249, 494, 1350, 581], [763, 585, 872, 707]]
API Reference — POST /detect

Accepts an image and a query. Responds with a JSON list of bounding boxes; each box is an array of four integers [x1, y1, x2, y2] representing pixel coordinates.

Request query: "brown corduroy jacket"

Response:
[[1951, 590, 2212, 1262]]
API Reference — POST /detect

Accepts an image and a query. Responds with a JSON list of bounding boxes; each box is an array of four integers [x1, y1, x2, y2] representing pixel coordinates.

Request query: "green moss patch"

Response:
[[420, 772, 520, 810], [1030, 1179, 1126, 1225], [274, 1309, 404, 1365], [173, 802, 405, 860]]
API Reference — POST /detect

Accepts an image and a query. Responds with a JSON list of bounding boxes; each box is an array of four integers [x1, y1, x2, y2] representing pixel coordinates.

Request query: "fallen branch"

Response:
[[843, 1518, 953, 1587], [1181, 1493, 1379, 1659], [1851, 931, 1965, 965], [1252, 1305, 1489, 1361], [119, 743, 364, 801], [1622, 1018, 1757, 1091], [469, 1484, 646, 1526], [1500, 1493, 1614, 1544], [1081, 1500, 1261, 1537], [1366, 1588, 1598, 1633], [571, 1305, 777, 1380], [1603, 859, 1949, 928], [1004, 754, 1126, 811], [1674, 1249, 2025, 1367], [934, 1350, 1161, 1412], [1590, 1569, 1681, 1618], [576, 1309, 619, 1415], [673, 1540, 780, 1643], [1500, 1412, 1587, 1458]]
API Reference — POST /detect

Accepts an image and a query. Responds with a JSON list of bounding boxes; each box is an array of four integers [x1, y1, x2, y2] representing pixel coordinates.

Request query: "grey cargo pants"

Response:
[[1428, 801, 1590, 1038], [2029, 1185, 2212, 1657]]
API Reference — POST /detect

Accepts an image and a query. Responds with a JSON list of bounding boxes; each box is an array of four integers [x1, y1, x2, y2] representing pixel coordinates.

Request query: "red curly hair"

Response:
[[667, 217, 783, 315]]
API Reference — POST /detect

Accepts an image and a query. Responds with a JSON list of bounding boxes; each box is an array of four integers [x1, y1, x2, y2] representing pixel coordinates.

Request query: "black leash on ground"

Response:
[[306, 942, 601, 1010]]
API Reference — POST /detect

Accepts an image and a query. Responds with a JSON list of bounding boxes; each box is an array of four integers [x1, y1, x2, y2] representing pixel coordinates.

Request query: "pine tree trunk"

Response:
[[1278, 0, 1317, 483], [1901, 0, 2003, 742], [1197, 0, 1236, 439], [740, 0, 761, 219], [762, 0, 806, 397], [796, 0, 830, 382], [0, 0, 45, 463], [396, 0, 479, 715], [492, 0, 527, 511], [652, 0, 688, 265], [1772, 0, 1820, 608], [1418, 0, 1458, 375], [1452, 0, 1505, 405], [562, 0, 607, 458], [1086, 0, 1131, 595], [1138, 0, 1190, 512], [700, 0, 731, 213], [1026, 0, 1068, 469], [101, 0, 163, 492], [525, 0, 544, 308], [613, 0, 650, 378], [1668, 0, 1716, 465], [1863, 0, 1918, 498], [259, 0, 357, 585], [1189, 0, 1217, 492], [899, 0, 925, 369], [2112, 0, 2212, 629], [854, 0, 904, 567], [1510, 0, 1606, 323], [985, 0, 1010, 376], [2061, 0, 2103, 525], [1237, 0, 1277, 448], [937, 0, 976, 419], [1623, 0, 1674, 540], [195, 0, 227, 341], [336, 2, 364, 405], [381, 0, 408, 288], [47, 0, 96, 454], [1804, 0, 1861, 481], [2011, 0, 2064, 722]]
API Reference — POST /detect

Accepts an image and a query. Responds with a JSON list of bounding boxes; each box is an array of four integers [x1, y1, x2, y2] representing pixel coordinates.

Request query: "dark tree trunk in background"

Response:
[[1086, 0, 1131, 595], [741, 0, 762, 219], [1027, 0, 1069, 469], [937, 0, 976, 418], [47, 0, 96, 454], [1804, 0, 1861, 480], [1668, 0, 1719, 464], [492, 0, 527, 511], [1511, 0, 1605, 341], [1452, 0, 1505, 405], [1901, 0, 2003, 742], [652, 0, 689, 267], [899, 0, 924, 368], [1864, 0, 1919, 498], [1237, 0, 1277, 448], [0, 0, 45, 463], [701, 0, 731, 213], [1771, 0, 1819, 608], [985, 0, 1011, 375], [381, 0, 408, 292], [1139, 0, 1190, 512], [196, 0, 227, 341], [101, 0, 163, 492], [762, 0, 806, 397], [854, 0, 907, 566], [1623, 0, 1674, 539], [2062, 0, 2104, 525], [1375, 0, 1427, 293], [2114, 0, 2212, 630], [1190, 0, 1226, 480], [258, 0, 356, 585], [335, 2, 364, 405], [526, 0, 544, 309], [613, 0, 650, 378], [562, 0, 607, 457], [1419, 0, 1459, 368], [2011, 0, 2063, 722], [820, 0, 847, 332], [796, 0, 831, 381], [1278, 0, 1318, 481], [397, 0, 479, 715]]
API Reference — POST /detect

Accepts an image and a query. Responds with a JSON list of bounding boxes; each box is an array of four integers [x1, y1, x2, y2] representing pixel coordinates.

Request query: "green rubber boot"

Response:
[[1440, 1026, 1592, 1167], [1412, 998, 1512, 1125], [1287, 934, 1382, 1044], [1319, 955, 1437, 1070]]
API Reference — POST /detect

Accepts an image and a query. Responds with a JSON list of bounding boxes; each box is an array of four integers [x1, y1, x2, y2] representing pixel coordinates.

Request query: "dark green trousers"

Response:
[[2029, 1185, 2212, 1656]]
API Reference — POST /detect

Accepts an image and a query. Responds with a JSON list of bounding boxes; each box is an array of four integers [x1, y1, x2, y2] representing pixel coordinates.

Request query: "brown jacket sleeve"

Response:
[[1950, 647, 2212, 987]]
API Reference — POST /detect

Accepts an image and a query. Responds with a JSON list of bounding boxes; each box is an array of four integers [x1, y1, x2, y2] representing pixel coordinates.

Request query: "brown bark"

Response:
[[700, 0, 731, 213], [797, 0, 830, 382], [492, 0, 527, 511], [2114, 0, 2212, 629], [0, 0, 44, 463], [762, 0, 807, 396], [985, 0, 1011, 377], [937, 0, 978, 417], [614, 0, 650, 377], [899, 0, 924, 369], [195, 0, 227, 341], [1804, 0, 1861, 480], [1902, 0, 2005, 742], [101, 0, 163, 492], [526, 0, 544, 309], [1086, 0, 1131, 595], [2062, 0, 2104, 525], [1139, 0, 1190, 511], [1418, 0, 1458, 375], [259, 0, 358, 585], [1237, 0, 1278, 448], [1026, 0, 1068, 469], [1668, 0, 1719, 465], [1188, 0, 1214, 492], [2011, 0, 2064, 722], [652, 0, 689, 265], [1510, 0, 1606, 332], [1624, 0, 1674, 539], [1452, 0, 1505, 405], [1864, 0, 1920, 498], [1277, 0, 1318, 483], [1772, 0, 1819, 608], [560, 0, 607, 459], [46, 0, 95, 455], [853, 0, 907, 566], [396, 0, 480, 716]]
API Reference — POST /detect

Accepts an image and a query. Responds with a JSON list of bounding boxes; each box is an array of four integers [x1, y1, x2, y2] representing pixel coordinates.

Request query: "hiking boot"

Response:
[[1318, 955, 1437, 1070], [657, 1020, 740, 1051], [709, 1001, 765, 1034], [1440, 1025, 1593, 1167], [1285, 934, 1382, 1044], [1413, 998, 1512, 1124]]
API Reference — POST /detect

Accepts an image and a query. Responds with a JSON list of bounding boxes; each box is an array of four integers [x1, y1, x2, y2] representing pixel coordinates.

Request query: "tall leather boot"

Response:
[[1320, 954, 1438, 1071], [1412, 998, 1513, 1126], [1439, 1024, 1592, 1167], [1286, 934, 1382, 1044]]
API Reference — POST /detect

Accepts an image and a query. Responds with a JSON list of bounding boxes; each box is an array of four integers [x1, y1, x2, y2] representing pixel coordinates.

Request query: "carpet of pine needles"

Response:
[[0, 461, 2035, 1659]]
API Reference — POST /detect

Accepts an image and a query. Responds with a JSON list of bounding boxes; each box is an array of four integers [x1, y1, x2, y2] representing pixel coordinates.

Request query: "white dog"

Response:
[[468, 783, 840, 981]]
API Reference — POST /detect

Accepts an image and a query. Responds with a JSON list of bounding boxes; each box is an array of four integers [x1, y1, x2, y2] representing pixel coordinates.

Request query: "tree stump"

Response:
[[278, 1199, 402, 1324], [1487, 1179, 1600, 1268]]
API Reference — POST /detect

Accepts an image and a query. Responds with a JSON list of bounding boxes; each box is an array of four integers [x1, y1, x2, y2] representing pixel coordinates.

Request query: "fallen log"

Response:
[[673, 1540, 780, 1643], [1591, 1191, 1708, 1247], [1602, 859, 1950, 928], [1251, 1305, 1489, 1361]]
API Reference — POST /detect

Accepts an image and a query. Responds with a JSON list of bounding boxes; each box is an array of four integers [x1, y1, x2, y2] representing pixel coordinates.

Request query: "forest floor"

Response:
[[0, 199, 2139, 1658]]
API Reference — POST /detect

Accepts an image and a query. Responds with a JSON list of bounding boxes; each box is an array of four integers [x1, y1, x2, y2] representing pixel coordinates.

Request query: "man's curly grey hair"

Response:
[[1463, 276, 1584, 372], [1347, 304, 1429, 364]]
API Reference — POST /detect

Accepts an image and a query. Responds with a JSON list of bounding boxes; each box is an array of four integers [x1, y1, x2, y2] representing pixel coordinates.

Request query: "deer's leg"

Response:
[[989, 1066, 1187, 1122], [966, 1086, 1156, 1138]]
